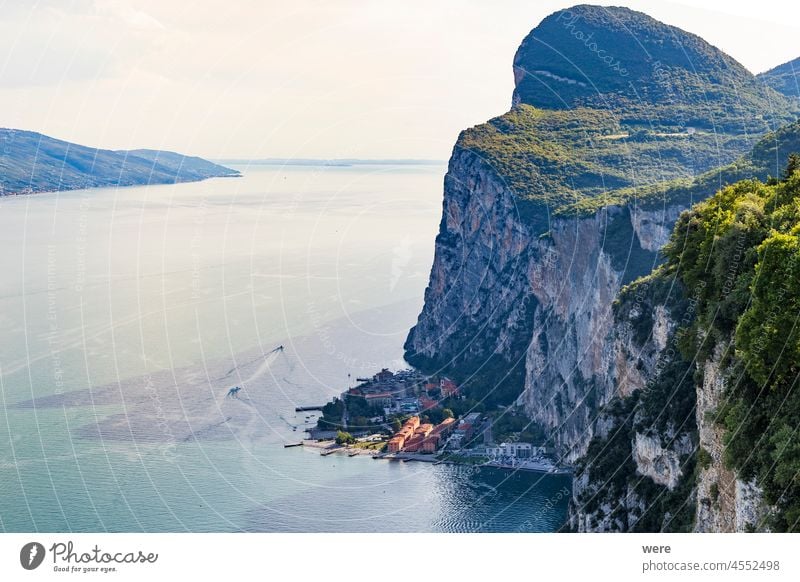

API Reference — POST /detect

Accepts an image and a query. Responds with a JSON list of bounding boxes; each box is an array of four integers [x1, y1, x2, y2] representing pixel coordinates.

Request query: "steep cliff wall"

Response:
[[404, 147, 535, 379], [404, 139, 673, 420], [521, 205, 658, 462], [570, 164, 800, 531], [694, 343, 767, 531], [569, 273, 699, 531], [405, 5, 800, 532]]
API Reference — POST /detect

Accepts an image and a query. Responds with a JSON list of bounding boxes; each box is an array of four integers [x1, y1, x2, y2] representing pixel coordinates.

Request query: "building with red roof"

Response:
[[440, 378, 459, 397], [421, 434, 440, 453], [387, 436, 405, 453], [403, 434, 425, 452], [415, 423, 433, 437], [418, 395, 438, 411]]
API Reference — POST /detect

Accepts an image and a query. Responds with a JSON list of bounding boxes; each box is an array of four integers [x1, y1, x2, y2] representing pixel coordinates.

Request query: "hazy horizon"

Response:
[[2, 0, 799, 161]]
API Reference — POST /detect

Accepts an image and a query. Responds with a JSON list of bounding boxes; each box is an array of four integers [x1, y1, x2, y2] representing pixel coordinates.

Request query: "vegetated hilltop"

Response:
[[407, 4, 797, 399], [455, 5, 798, 231], [758, 57, 800, 101]]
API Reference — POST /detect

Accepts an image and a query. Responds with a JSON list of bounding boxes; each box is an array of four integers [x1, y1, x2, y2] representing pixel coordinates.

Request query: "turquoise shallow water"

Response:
[[0, 164, 569, 532]]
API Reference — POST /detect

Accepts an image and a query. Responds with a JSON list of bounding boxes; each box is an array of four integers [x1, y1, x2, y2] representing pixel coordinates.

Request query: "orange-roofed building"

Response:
[[435, 417, 456, 435], [440, 378, 459, 397], [403, 434, 425, 452], [403, 416, 420, 431], [421, 433, 440, 453], [387, 436, 405, 453], [419, 395, 437, 411], [415, 423, 433, 437]]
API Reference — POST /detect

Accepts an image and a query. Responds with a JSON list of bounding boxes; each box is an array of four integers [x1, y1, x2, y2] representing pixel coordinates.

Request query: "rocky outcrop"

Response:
[[633, 432, 693, 490], [694, 343, 767, 532], [404, 147, 535, 374], [630, 206, 684, 253]]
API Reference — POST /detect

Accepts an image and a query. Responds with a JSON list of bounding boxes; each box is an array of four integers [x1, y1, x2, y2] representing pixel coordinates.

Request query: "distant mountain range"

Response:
[[0, 129, 239, 196]]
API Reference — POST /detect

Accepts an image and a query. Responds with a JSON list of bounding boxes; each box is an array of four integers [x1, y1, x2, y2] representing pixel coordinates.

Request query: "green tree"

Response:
[[335, 431, 355, 445], [782, 152, 800, 180], [736, 232, 800, 387], [662, 169, 800, 530]]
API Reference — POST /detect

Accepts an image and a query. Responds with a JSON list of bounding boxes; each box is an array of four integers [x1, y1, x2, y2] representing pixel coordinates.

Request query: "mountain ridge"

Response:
[[0, 128, 239, 196], [758, 56, 800, 100]]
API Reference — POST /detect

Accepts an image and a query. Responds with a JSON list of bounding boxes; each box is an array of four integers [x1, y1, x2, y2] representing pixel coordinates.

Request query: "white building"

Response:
[[446, 431, 467, 450], [485, 442, 539, 460]]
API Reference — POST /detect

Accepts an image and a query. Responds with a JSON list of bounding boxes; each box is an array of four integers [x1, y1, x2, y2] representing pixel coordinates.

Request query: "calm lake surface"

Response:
[[0, 163, 569, 532]]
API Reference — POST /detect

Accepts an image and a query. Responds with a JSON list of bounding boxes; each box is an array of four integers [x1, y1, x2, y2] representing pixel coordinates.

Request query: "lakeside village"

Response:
[[292, 368, 569, 475]]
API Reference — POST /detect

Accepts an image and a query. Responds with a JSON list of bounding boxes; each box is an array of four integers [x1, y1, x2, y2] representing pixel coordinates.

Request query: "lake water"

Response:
[[0, 163, 569, 532]]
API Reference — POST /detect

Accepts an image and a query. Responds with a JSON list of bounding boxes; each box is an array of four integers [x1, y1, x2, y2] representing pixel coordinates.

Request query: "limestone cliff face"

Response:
[[405, 143, 670, 462], [694, 343, 767, 532], [633, 432, 693, 489], [404, 147, 535, 374], [405, 5, 793, 532], [569, 281, 769, 532], [406, 138, 699, 468], [521, 205, 658, 462], [569, 285, 699, 532]]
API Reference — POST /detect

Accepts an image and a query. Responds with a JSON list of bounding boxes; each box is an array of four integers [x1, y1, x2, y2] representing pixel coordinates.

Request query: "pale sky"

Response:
[[1, 0, 799, 160]]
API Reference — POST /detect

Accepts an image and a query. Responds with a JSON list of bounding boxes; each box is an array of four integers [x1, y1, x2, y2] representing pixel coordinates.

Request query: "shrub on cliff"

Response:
[[663, 160, 800, 531]]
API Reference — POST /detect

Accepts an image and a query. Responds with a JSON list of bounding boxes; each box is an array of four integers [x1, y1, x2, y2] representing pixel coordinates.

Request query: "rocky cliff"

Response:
[[693, 342, 768, 532], [405, 5, 800, 532], [571, 147, 800, 532]]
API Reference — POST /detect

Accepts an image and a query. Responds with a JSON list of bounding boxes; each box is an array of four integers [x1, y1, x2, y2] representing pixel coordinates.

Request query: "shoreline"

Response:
[[296, 440, 572, 475], [301, 439, 380, 457]]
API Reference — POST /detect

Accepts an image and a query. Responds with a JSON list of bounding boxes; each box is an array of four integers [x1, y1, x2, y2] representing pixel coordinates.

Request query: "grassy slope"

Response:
[[456, 104, 777, 216], [557, 120, 800, 216]]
